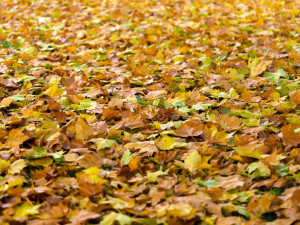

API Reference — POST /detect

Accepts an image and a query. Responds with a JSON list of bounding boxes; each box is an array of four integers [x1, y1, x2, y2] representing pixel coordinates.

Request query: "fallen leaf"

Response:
[[8, 159, 26, 174], [175, 120, 203, 137], [5, 129, 30, 150]]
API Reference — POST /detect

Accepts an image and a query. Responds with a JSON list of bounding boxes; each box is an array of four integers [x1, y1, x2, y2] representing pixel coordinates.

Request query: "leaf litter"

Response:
[[0, 0, 299, 224]]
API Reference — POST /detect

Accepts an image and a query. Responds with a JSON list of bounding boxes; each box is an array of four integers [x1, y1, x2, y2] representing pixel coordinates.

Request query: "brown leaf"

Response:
[[219, 114, 241, 130], [175, 121, 203, 137], [75, 117, 92, 141], [281, 124, 300, 146], [70, 210, 100, 225]]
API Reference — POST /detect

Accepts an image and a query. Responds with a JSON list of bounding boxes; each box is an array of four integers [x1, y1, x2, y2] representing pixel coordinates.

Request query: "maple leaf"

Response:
[[203, 125, 233, 145], [14, 203, 40, 221], [70, 99, 97, 111], [45, 81, 64, 97], [76, 172, 104, 197], [90, 138, 117, 150], [100, 212, 135, 225], [280, 124, 300, 146], [70, 210, 100, 225], [5, 129, 30, 150], [0, 0, 299, 223], [8, 159, 26, 174], [121, 149, 136, 165], [157, 204, 196, 218], [184, 150, 211, 172], [75, 117, 92, 140], [0, 97, 13, 107], [175, 121, 203, 137], [219, 114, 241, 130], [123, 114, 145, 129], [124, 141, 158, 156], [250, 59, 272, 77]]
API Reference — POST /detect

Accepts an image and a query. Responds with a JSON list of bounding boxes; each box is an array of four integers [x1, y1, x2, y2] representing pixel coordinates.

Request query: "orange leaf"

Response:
[[281, 124, 300, 146], [5, 129, 30, 150]]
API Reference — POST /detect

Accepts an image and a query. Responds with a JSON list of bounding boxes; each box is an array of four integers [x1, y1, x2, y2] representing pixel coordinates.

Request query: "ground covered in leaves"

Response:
[[0, 0, 299, 224]]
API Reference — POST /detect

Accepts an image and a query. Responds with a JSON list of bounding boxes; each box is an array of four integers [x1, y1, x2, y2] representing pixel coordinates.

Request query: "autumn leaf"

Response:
[[100, 212, 135, 225], [0, 0, 298, 223], [219, 114, 241, 130], [175, 120, 203, 137], [5, 129, 30, 150], [8, 159, 26, 174], [75, 117, 92, 140], [0, 97, 13, 107], [124, 141, 158, 156], [194, 178, 219, 188], [250, 59, 272, 77], [0, 158, 11, 172], [184, 150, 211, 172], [121, 149, 136, 166], [157, 135, 176, 150], [157, 204, 196, 218], [14, 203, 40, 221], [70, 210, 100, 225], [203, 125, 233, 145], [90, 138, 117, 150], [281, 124, 300, 146]]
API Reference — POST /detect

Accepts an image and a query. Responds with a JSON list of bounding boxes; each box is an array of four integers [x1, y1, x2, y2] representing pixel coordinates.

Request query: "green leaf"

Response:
[[232, 192, 252, 204], [270, 187, 282, 196], [192, 103, 214, 111], [95, 54, 108, 61], [247, 161, 271, 178], [59, 97, 70, 107], [136, 95, 152, 105], [14, 42, 21, 49], [2, 40, 12, 48], [194, 178, 219, 188], [263, 69, 289, 83], [26, 146, 47, 159], [238, 27, 255, 32], [157, 97, 165, 109], [199, 57, 212, 69], [275, 164, 289, 176], [11, 94, 26, 101]]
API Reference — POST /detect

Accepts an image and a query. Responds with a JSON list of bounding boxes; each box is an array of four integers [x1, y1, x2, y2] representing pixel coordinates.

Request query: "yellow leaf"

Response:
[[14, 203, 40, 221], [0, 158, 11, 172], [8, 159, 26, 174], [157, 204, 196, 218], [159, 135, 175, 150], [184, 150, 202, 172], [28, 157, 53, 167], [147, 169, 168, 182], [45, 81, 64, 97], [250, 60, 272, 77], [0, 97, 13, 107]]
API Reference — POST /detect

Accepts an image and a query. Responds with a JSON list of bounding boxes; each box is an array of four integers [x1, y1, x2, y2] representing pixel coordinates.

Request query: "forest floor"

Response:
[[0, 0, 299, 224]]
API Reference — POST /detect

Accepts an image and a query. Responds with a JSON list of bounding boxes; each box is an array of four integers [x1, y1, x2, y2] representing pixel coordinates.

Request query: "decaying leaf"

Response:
[[0, 0, 298, 223]]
